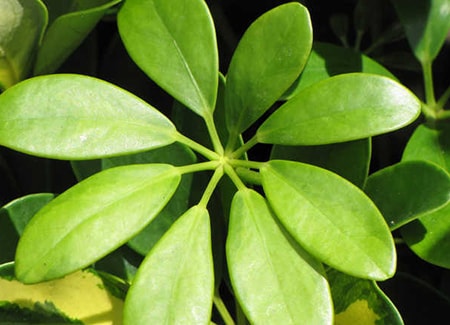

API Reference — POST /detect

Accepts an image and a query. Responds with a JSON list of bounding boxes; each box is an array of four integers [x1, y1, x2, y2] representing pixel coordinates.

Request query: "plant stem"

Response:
[[229, 159, 265, 170], [224, 164, 247, 191], [175, 132, 220, 161], [204, 112, 224, 155], [177, 161, 220, 175], [213, 289, 236, 325], [422, 60, 436, 108], [235, 168, 262, 186], [437, 84, 450, 108], [236, 302, 248, 325], [198, 166, 224, 208], [230, 135, 259, 159]]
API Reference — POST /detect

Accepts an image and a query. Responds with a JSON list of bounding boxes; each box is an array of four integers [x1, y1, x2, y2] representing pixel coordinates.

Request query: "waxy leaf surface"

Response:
[[261, 160, 396, 280], [118, 0, 218, 117], [15, 164, 181, 283], [225, 2, 312, 135], [365, 161, 450, 230], [0, 74, 176, 159], [257, 73, 420, 145], [124, 206, 213, 325], [226, 189, 332, 324]]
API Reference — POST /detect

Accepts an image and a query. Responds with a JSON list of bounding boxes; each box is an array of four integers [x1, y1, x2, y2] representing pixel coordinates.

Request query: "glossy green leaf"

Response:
[[0, 74, 177, 159], [402, 123, 450, 171], [225, 2, 312, 135], [0, 193, 54, 263], [401, 203, 450, 268], [34, 0, 121, 75], [15, 164, 181, 283], [271, 138, 371, 188], [261, 160, 396, 280], [117, 0, 218, 117], [124, 206, 213, 325], [257, 73, 421, 145], [392, 0, 450, 63], [226, 189, 332, 324], [0, 0, 47, 89], [365, 161, 450, 230], [328, 269, 403, 325], [283, 42, 397, 100]]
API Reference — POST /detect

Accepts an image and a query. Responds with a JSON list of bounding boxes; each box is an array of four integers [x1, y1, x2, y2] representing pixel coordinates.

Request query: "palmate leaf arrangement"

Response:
[[0, 0, 433, 323]]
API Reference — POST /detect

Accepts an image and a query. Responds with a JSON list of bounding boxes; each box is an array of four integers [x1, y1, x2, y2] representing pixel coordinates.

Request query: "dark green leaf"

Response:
[[124, 206, 213, 325], [226, 189, 332, 324], [271, 138, 371, 188], [0, 74, 177, 159], [365, 161, 450, 230], [117, 0, 218, 117], [225, 2, 312, 135], [261, 160, 396, 280], [15, 164, 181, 283], [257, 73, 421, 145]]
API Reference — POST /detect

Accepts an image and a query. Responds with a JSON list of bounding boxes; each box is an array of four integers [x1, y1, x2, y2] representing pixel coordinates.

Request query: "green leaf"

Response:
[[225, 2, 312, 135], [124, 206, 213, 325], [257, 73, 421, 145], [261, 160, 396, 280], [117, 0, 218, 117], [0, 0, 47, 89], [0, 193, 54, 264], [402, 123, 450, 171], [328, 269, 403, 325], [0, 74, 177, 159], [15, 164, 181, 283], [34, 0, 121, 75], [226, 189, 332, 324], [392, 0, 450, 63], [401, 203, 450, 268], [271, 138, 371, 188], [282, 42, 397, 100], [365, 161, 450, 230]]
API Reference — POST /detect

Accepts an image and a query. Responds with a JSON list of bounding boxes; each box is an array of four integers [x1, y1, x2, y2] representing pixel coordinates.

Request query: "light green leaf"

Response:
[[271, 138, 371, 188], [392, 0, 450, 63], [15, 164, 181, 283], [225, 2, 312, 135], [261, 160, 396, 280], [365, 161, 450, 230], [0, 74, 177, 159], [0, 193, 54, 264], [117, 0, 218, 117], [282, 42, 397, 100], [0, 0, 47, 89], [124, 206, 213, 325], [34, 0, 121, 75], [329, 269, 403, 325], [402, 123, 450, 171], [257, 73, 421, 145], [226, 189, 332, 324]]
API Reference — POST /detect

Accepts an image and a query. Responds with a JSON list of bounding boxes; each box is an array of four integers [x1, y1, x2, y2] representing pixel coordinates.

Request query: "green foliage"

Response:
[[2, 0, 449, 323]]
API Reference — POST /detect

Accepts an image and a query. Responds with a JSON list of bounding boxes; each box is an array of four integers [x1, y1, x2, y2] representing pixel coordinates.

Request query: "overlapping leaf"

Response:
[[261, 160, 396, 280], [124, 206, 213, 325], [0, 74, 177, 159], [15, 164, 181, 283], [117, 0, 218, 117], [226, 189, 332, 324]]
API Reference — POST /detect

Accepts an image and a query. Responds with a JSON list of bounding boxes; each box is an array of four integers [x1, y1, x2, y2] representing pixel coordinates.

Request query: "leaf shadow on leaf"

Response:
[[400, 219, 427, 245]]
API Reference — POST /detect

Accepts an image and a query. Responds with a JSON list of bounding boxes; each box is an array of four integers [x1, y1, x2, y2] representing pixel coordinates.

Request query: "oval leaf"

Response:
[[225, 2, 312, 135], [0, 74, 177, 159], [392, 0, 450, 63], [365, 161, 450, 230], [117, 0, 218, 117], [226, 189, 332, 324], [124, 206, 213, 325], [261, 160, 396, 280], [257, 73, 421, 145], [15, 164, 181, 283]]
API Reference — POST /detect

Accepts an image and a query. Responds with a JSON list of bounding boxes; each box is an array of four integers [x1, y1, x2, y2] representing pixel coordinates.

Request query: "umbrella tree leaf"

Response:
[[15, 164, 181, 283], [0, 74, 177, 159], [261, 160, 396, 280], [124, 206, 213, 325], [226, 189, 332, 324], [257, 73, 421, 145]]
